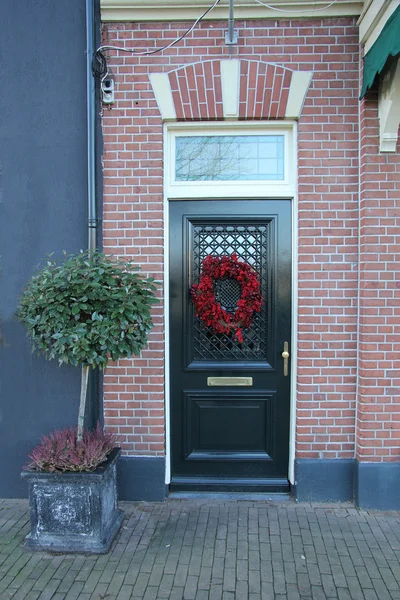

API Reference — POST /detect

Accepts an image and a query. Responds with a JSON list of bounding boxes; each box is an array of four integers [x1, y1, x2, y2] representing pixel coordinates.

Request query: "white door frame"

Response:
[[163, 120, 299, 486]]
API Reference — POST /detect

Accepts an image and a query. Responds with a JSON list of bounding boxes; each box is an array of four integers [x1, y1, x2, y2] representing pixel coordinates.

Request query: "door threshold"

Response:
[[168, 491, 292, 501], [169, 477, 290, 494]]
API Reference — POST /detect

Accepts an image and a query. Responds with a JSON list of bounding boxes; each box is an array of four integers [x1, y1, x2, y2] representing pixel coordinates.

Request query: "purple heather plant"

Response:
[[24, 425, 119, 473]]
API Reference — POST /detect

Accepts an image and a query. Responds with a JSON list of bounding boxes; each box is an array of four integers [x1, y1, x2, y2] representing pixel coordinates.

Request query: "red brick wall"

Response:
[[295, 21, 359, 460], [357, 92, 400, 462], [101, 44, 165, 455], [101, 17, 360, 460]]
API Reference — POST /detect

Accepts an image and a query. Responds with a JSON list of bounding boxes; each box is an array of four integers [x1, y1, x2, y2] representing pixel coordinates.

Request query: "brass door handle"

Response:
[[282, 342, 290, 376]]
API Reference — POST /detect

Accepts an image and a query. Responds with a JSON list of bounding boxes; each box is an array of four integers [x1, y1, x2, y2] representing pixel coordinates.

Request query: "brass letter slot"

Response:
[[207, 377, 253, 387]]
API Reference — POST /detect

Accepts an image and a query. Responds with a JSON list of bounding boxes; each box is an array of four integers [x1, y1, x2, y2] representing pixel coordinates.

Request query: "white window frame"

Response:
[[166, 121, 296, 199]]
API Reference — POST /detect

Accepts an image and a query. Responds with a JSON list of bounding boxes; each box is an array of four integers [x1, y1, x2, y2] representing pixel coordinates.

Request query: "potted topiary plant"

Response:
[[17, 250, 158, 553]]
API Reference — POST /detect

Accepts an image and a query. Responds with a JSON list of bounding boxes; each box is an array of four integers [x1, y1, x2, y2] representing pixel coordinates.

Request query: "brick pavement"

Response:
[[1, 497, 400, 600]]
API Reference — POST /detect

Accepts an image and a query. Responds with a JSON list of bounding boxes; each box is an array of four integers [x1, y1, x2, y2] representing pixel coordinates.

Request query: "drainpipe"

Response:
[[85, 0, 100, 429], [86, 0, 97, 253]]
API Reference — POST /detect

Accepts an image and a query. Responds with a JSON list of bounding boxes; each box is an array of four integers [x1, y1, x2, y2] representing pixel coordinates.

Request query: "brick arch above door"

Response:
[[149, 59, 312, 121]]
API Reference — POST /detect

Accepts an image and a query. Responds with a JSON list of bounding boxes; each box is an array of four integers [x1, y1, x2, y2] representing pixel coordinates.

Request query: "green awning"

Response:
[[360, 5, 400, 98]]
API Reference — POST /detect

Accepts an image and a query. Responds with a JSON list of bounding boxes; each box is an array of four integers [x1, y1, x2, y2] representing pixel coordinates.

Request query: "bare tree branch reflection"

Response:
[[175, 135, 284, 182]]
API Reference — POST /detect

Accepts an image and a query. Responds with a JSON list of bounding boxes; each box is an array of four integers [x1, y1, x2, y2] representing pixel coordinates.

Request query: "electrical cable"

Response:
[[92, 50, 107, 79], [92, 0, 338, 81], [253, 0, 338, 13], [94, 0, 220, 64]]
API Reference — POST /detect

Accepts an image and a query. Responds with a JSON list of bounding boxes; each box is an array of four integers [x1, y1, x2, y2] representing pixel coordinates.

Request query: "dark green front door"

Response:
[[169, 200, 292, 492]]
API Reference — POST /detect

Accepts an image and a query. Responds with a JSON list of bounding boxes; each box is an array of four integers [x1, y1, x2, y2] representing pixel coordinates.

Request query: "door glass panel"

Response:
[[191, 223, 269, 361], [176, 136, 284, 181]]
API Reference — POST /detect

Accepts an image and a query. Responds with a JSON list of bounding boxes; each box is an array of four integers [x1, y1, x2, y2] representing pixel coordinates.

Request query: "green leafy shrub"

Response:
[[18, 250, 158, 444], [17, 250, 158, 368]]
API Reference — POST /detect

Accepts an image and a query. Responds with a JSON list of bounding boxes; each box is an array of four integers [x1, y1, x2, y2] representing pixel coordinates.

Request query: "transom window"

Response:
[[166, 123, 295, 198], [175, 135, 284, 182]]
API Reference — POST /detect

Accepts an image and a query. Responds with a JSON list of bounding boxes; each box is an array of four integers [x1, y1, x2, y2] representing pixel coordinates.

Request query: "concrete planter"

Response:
[[21, 448, 123, 554]]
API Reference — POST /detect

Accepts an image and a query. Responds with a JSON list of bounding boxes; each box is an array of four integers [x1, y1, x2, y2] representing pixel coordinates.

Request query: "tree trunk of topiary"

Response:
[[77, 365, 89, 442]]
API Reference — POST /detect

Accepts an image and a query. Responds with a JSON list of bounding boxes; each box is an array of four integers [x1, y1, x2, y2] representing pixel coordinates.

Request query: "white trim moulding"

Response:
[[101, 0, 363, 22]]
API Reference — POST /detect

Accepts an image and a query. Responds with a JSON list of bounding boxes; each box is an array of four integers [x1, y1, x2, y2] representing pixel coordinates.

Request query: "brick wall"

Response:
[[101, 17, 360, 459], [101, 40, 165, 454], [357, 92, 400, 462]]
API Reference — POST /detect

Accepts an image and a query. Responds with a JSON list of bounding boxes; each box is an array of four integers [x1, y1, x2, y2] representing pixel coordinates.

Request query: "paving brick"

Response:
[[249, 568, 261, 594], [188, 553, 202, 576], [201, 547, 214, 568], [339, 555, 357, 578], [311, 585, 329, 600], [211, 556, 224, 582], [371, 577, 392, 600], [362, 590, 379, 600], [174, 563, 189, 588], [260, 561, 273, 583], [223, 566, 236, 592], [283, 560, 297, 585], [184, 574, 199, 599], [322, 573, 337, 597], [308, 561, 323, 585], [209, 582, 223, 600], [142, 585, 159, 600], [169, 586, 185, 600], [347, 574, 368, 599], [236, 559, 248, 582], [330, 562, 347, 588], [337, 588, 352, 600], [80, 570, 102, 593], [224, 549, 236, 570], [388, 560, 400, 583], [297, 572, 311, 597], [37, 580, 63, 600], [378, 566, 400, 591], [362, 557, 381, 579], [164, 554, 180, 575], [273, 569, 286, 594], [222, 592, 236, 600], [236, 579, 249, 599], [64, 581, 85, 600], [89, 582, 109, 599], [260, 586, 276, 600], [286, 583, 301, 600]]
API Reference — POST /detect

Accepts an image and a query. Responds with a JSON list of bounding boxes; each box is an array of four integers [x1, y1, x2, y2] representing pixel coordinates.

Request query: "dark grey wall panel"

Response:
[[355, 462, 400, 510], [0, 1, 95, 497], [118, 457, 166, 501], [295, 459, 355, 503]]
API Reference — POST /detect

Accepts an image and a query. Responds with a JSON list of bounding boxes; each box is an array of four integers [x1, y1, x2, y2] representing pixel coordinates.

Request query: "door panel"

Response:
[[169, 200, 291, 492], [184, 391, 274, 459]]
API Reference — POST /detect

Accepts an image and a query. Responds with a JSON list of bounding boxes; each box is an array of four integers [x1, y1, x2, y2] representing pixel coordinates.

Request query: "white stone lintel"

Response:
[[285, 71, 313, 119], [221, 60, 240, 119], [149, 73, 176, 121]]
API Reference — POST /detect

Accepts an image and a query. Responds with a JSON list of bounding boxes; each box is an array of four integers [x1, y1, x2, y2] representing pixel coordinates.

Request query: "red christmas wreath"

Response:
[[190, 253, 263, 343]]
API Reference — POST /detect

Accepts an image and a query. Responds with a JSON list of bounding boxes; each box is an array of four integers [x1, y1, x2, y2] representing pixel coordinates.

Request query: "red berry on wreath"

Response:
[[190, 254, 263, 343]]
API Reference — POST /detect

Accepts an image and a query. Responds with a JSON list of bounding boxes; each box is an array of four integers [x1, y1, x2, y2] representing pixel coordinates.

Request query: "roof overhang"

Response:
[[101, 0, 363, 22], [358, 0, 400, 51]]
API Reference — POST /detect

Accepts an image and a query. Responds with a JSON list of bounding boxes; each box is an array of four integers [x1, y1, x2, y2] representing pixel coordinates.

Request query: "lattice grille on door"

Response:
[[192, 224, 268, 360]]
